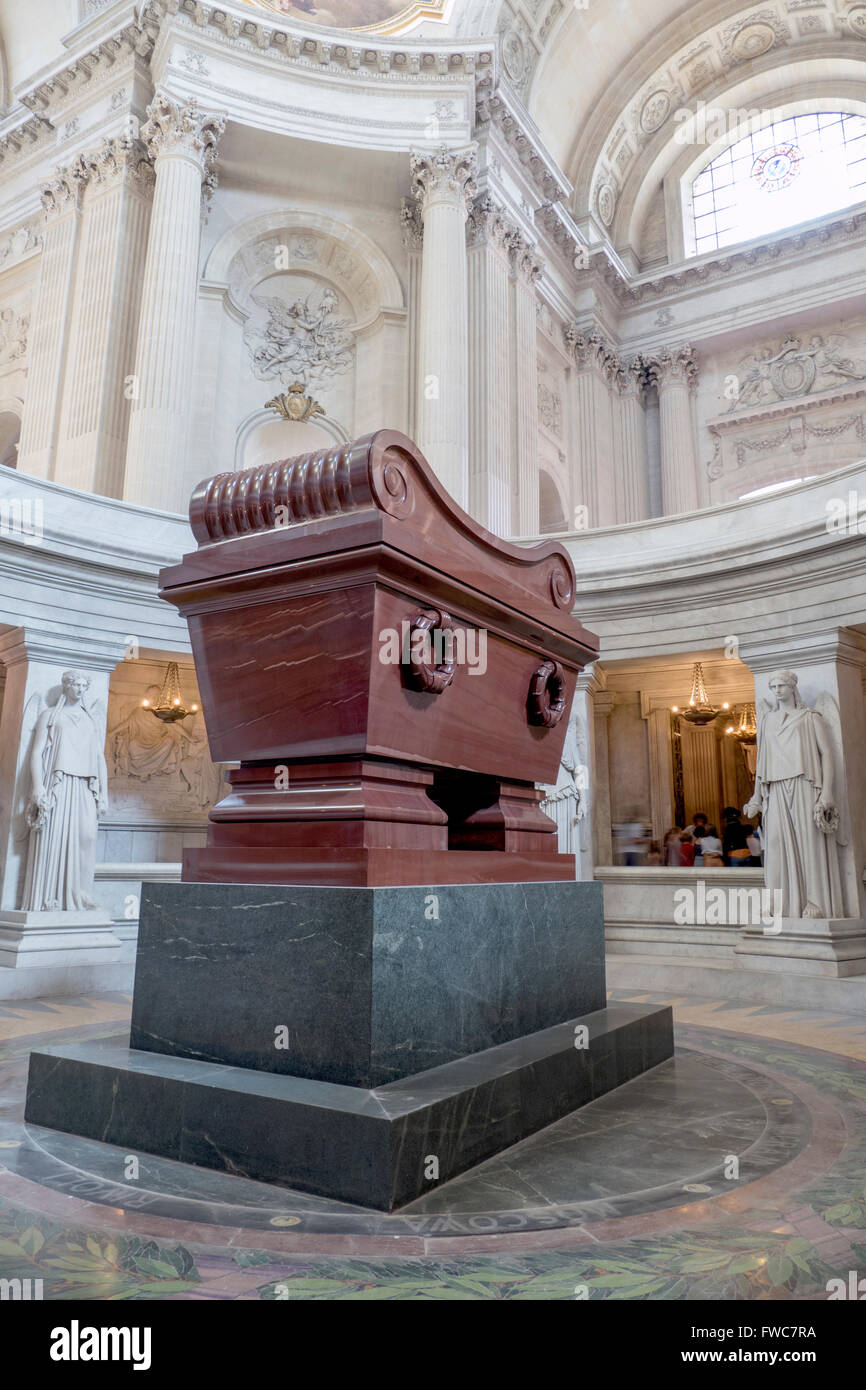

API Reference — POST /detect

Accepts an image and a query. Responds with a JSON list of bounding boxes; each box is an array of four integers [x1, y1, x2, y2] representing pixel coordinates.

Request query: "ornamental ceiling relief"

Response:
[[242, 0, 448, 32]]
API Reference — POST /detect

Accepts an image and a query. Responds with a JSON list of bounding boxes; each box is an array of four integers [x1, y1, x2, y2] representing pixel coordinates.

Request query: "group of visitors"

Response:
[[649, 809, 762, 868]]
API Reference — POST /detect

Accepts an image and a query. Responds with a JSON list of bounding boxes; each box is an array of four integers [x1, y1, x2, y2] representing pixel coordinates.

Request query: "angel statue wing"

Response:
[[754, 697, 773, 753], [11, 691, 45, 842], [814, 691, 849, 847]]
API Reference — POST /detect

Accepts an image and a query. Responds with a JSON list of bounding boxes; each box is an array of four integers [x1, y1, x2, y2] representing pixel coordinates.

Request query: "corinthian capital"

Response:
[[510, 230, 543, 285], [142, 94, 226, 178], [40, 155, 89, 217], [410, 144, 477, 215], [85, 136, 155, 195], [565, 326, 622, 385], [640, 344, 699, 390]]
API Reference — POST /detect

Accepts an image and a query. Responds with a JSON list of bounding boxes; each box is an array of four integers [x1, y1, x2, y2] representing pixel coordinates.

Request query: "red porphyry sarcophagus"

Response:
[[158, 429, 599, 886]]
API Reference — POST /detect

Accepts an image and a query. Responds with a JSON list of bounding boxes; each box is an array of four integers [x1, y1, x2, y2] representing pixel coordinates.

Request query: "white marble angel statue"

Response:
[[20, 670, 108, 912], [743, 669, 845, 919], [540, 703, 587, 855]]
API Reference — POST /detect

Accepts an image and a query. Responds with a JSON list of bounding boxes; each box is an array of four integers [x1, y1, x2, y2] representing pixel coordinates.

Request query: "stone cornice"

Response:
[[593, 207, 866, 309], [535, 199, 589, 270], [145, 0, 495, 84], [0, 110, 57, 173], [708, 381, 866, 435], [476, 81, 571, 205], [466, 192, 543, 280], [15, 16, 156, 118]]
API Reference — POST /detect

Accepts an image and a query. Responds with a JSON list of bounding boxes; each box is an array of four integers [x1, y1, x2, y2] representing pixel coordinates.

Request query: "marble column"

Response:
[[466, 195, 512, 535], [410, 145, 476, 511], [572, 664, 612, 879], [615, 362, 650, 523], [644, 346, 700, 517], [592, 686, 615, 868], [16, 159, 88, 480], [681, 722, 720, 826], [643, 378, 663, 518], [0, 629, 125, 984], [55, 138, 155, 498], [641, 693, 675, 843], [564, 329, 618, 529], [400, 197, 423, 444], [736, 629, 866, 976], [512, 236, 542, 537], [124, 95, 225, 512]]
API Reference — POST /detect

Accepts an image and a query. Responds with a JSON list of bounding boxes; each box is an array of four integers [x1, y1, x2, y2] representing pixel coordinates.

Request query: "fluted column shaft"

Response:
[[565, 330, 618, 529], [615, 366, 650, 523], [124, 96, 224, 511], [55, 138, 154, 498], [16, 162, 87, 479], [513, 241, 542, 537], [411, 146, 476, 511], [466, 198, 512, 534], [647, 346, 700, 516]]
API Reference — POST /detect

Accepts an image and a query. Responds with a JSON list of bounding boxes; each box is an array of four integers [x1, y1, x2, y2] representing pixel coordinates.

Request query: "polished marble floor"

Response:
[[1, 987, 865, 1299]]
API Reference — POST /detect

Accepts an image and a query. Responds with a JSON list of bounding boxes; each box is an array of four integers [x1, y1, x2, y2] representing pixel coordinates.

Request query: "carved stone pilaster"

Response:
[[565, 327, 623, 390], [84, 136, 155, 196], [510, 231, 543, 284], [466, 193, 512, 251], [400, 196, 423, 251], [40, 157, 89, 217]]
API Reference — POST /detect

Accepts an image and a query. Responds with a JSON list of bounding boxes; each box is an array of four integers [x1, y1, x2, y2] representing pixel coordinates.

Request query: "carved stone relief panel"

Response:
[[699, 318, 866, 501], [104, 662, 226, 824]]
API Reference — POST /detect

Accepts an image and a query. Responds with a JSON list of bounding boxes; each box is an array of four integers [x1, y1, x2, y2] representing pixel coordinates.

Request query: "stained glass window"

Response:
[[690, 111, 866, 255]]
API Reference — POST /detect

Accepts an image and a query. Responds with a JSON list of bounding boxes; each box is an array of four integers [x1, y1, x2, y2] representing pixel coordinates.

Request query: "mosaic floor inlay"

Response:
[[0, 988, 865, 1299]]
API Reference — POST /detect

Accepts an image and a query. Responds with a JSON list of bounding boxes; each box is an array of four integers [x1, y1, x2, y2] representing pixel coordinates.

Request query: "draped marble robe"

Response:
[[540, 707, 586, 855], [749, 702, 843, 919], [21, 680, 107, 913]]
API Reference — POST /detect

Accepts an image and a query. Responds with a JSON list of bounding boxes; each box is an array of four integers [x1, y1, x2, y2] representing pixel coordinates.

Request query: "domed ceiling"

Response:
[[241, 0, 448, 33]]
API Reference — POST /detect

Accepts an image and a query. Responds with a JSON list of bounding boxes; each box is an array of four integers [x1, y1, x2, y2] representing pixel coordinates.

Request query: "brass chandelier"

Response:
[[142, 662, 198, 724], [725, 702, 758, 744], [671, 662, 730, 727]]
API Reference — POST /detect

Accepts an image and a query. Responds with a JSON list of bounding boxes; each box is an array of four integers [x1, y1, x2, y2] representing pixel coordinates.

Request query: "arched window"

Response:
[[690, 111, 866, 255]]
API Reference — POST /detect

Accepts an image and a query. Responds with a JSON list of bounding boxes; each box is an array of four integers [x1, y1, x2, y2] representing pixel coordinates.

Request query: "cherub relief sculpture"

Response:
[[744, 670, 846, 919], [243, 286, 353, 388]]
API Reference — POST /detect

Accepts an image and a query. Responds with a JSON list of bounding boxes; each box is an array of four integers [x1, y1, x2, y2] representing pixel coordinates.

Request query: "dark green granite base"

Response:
[[129, 881, 605, 1087], [24, 1002, 673, 1210]]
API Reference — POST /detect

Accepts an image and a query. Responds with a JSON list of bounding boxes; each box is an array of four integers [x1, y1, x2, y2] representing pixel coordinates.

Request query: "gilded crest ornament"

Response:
[[265, 383, 326, 422]]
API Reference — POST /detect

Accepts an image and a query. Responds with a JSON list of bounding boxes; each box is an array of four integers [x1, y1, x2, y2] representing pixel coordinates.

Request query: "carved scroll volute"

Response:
[[528, 660, 566, 727], [403, 609, 456, 695]]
